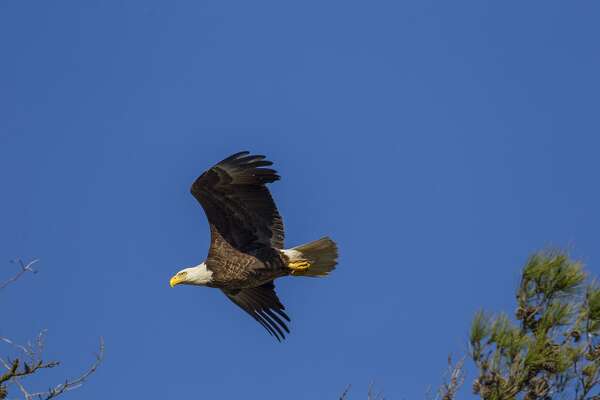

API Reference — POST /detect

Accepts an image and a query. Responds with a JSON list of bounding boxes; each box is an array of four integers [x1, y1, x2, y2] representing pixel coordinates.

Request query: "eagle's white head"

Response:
[[169, 262, 213, 287]]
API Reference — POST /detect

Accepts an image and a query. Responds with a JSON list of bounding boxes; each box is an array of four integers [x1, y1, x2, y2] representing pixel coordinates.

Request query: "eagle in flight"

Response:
[[169, 151, 338, 341]]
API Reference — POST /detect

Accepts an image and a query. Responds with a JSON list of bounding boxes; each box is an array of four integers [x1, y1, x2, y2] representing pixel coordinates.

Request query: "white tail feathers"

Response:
[[283, 237, 338, 277]]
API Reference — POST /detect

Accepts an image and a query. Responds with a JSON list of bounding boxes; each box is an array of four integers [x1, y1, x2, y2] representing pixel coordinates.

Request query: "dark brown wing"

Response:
[[191, 151, 284, 252], [222, 281, 290, 341]]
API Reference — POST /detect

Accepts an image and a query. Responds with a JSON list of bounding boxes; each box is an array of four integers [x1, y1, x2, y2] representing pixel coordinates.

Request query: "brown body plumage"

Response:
[[205, 226, 288, 289]]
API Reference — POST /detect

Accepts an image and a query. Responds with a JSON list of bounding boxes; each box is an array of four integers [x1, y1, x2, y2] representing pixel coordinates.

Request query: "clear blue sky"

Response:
[[1, 1, 599, 398]]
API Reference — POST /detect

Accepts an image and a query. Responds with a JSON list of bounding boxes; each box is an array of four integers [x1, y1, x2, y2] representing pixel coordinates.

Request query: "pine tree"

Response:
[[470, 250, 600, 400]]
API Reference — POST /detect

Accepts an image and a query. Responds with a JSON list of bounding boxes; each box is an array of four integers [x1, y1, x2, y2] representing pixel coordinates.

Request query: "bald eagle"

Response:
[[169, 151, 338, 341]]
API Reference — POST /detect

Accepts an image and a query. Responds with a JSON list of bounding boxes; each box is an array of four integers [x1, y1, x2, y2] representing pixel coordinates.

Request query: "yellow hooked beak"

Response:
[[170, 275, 183, 288]]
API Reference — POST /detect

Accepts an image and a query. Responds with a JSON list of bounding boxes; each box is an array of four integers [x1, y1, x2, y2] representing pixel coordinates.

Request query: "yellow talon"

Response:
[[289, 260, 311, 275]]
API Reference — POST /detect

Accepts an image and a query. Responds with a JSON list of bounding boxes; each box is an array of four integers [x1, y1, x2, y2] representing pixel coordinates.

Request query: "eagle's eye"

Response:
[[178, 271, 187, 277]]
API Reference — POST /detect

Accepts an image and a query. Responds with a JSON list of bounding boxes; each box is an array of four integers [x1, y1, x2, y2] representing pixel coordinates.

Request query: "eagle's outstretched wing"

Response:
[[191, 151, 284, 252], [222, 281, 290, 341]]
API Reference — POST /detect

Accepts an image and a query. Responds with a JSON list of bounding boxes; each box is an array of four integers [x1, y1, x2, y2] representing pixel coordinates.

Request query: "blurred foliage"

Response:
[[470, 250, 600, 400]]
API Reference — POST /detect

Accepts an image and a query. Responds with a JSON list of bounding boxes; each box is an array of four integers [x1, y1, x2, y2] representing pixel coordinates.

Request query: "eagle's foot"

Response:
[[289, 260, 311, 275]]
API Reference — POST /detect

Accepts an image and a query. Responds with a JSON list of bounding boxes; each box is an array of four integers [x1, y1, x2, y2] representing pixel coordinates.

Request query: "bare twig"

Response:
[[38, 337, 104, 400], [339, 384, 351, 400], [0, 259, 39, 290], [438, 356, 465, 400], [338, 383, 384, 400], [367, 381, 384, 400], [1, 330, 49, 360], [0, 337, 30, 356], [0, 337, 103, 400], [1, 259, 103, 399], [12, 373, 32, 399]]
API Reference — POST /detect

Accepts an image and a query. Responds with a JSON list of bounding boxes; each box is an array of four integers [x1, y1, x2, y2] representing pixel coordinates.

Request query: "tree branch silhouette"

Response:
[[0, 259, 103, 399]]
